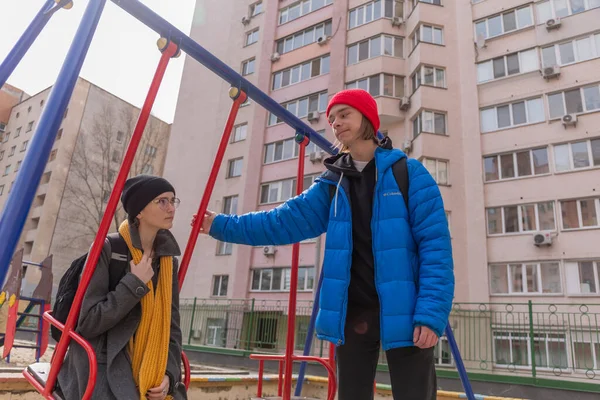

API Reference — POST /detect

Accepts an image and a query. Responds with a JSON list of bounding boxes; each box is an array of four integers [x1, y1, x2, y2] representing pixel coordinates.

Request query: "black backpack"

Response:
[[329, 157, 409, 208], [51, 233, 129, 342]]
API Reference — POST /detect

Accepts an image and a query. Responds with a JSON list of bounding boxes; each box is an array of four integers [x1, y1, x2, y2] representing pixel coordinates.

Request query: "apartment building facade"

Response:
[[166, 0, 600, 378], [0, 78, 171, 295]]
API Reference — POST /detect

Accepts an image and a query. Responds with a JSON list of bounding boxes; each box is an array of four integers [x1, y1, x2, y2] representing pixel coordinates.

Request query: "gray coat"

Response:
[[57, 226, 187, 400]]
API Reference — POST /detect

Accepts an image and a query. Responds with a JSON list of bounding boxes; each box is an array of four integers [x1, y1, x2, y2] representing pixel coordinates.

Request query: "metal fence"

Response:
[[180, 299, 600, 388]]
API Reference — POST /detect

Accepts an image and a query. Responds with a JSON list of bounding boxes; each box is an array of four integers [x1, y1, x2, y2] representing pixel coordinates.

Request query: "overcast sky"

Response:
[[1, 0, 198, 123]]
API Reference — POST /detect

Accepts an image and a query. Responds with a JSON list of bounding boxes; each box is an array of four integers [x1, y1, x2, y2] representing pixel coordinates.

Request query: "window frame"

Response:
[[347, 34, 404, 65], [559, 197, 600, 230], [474, 5, 534, 40], [226, 158, 243, 178], [483, 147, 551, 182], [212, 275, 229, 297], [486, 202, 557, 236], [489, 262, 563, 295]]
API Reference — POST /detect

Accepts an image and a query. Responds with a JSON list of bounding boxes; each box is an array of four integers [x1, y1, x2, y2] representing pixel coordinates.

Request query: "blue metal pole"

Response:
[[294, 267, 325, 396], [0, 0, 56, 88], [445, 324, 476, 400], [110, 0, 337, 155], [0, 0, 107, 285]]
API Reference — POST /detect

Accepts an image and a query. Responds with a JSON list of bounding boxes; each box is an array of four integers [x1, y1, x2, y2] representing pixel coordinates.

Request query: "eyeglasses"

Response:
[[153, 197, 181, 210]]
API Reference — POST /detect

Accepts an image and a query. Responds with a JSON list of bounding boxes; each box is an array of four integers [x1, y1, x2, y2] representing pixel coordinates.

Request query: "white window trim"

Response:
[[272, 54, 330, 90], [412, 65, 446, 91], [242, 58, 255, 76], [483, 147, 551, 183], [232, 124, 247, 143], [216, 240, 233, 255], [212, 275, 228, 297], [489, 262, 563, 295], [348, 0, 404, 30], [541, 33, 600, 68], [422, 157, 449, 185], [278, 0, 334, 26], [535, 0, 600, 24], [250, 266, 315, 292], [264, 138, 300, 164], [486, 202, 556, 236], [412, 24, 444, 48], [245, 29, 259, 46], [277, 21, 332, 55], [227, 158, 243, 178], [559, 197, 600, 231], [547, 83, 600, 120], [346, 73, 405, 98], [480, 97, 546, 133], [477, 48, 540, 84], [347, 34, 404, 66], [553, 139, 600, 173], [474, 5, 534, 40], [565, 260, 600, 295], [413, 110, 447, 137], [268, 91, 328, 126]]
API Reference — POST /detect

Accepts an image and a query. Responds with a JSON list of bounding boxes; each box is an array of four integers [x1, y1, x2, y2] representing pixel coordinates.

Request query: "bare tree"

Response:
[[57, 104, 167, 244]]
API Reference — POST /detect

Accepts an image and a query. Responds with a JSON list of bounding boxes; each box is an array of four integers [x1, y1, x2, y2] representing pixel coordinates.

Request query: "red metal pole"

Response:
[[41, 40, 178, 398], [178, 88, 247, 290], [282, 135, 309, 400], [257, 360, 264, 397], [278, 360, 284, 396]]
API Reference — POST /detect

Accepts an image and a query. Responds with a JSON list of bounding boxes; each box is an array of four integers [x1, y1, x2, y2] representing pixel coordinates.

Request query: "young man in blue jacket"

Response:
[[199, 89, 454, 399]]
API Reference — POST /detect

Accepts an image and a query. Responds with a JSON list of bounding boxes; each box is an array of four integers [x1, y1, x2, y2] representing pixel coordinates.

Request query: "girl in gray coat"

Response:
[[58, 175, 187, 400]]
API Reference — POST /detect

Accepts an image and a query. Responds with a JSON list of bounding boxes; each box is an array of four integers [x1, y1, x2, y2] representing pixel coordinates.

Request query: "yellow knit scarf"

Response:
[[119, 220, 173, 400]]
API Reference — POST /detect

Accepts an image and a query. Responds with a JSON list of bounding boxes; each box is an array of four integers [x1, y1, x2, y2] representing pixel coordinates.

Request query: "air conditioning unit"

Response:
[[270, 52, 281, 62], [561, 113, 577, 127], [0, 123, 5, 132], [316, 35, 329, 46], [192, 329, 201, 339], [545, 17, 561, 31], [399, 97, 410, 111], [263, 245, 277, 256], [307, 111, 320, 122], [391, 16, 404, 27], [309, 150, 324, 162], [401, 139, 412, 153], [541, 65, 561, 80], [242, 16, 251, 25], [533, 232, 552, 247]]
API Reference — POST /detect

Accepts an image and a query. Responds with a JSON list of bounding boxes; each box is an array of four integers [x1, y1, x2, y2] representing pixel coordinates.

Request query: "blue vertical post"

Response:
[[445, 324, 476, 400], [0, 0, 107, 284], [0, 0, 56, 88]]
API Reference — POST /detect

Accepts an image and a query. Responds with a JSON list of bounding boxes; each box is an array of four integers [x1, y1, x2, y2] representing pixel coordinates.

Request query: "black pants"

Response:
[[336, 308, 437, 400]]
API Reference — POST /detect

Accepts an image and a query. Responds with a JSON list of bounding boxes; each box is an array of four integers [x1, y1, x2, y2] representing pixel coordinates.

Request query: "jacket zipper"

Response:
[[371, 165, 385, 349]]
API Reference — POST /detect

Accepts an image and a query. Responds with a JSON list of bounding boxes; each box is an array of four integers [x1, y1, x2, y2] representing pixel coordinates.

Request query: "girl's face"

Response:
[[328, 104, 364, 149], [137, 191, 178, 231]]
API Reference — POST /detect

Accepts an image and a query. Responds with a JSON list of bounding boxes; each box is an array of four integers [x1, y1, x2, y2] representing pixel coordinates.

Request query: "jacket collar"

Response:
[[128, 223, 181, 257]]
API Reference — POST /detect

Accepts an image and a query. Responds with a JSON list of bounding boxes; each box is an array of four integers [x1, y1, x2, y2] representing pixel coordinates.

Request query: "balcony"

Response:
[[346, 17, 405, 46], [345, 56, 406, 82]]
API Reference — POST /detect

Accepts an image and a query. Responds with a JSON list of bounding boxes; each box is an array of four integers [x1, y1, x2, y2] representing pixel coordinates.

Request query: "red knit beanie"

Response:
[[326, 89, 380, 133]]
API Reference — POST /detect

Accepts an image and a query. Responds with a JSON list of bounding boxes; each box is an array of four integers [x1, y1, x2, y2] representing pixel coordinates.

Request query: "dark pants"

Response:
[[336, 308, 437, 400]]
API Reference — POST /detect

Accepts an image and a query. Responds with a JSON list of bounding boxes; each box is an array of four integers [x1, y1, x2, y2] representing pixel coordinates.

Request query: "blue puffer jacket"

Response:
[[209, 145, 454, 350]]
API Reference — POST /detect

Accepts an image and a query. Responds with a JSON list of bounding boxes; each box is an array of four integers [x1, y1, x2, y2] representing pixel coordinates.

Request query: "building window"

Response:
[[15, 127, 21, 138], [484, 148, 550, 182], [216, 241, 233, 255], [0, 151, 3, 160], [412, 110, 446, 138], [141, 164, 153, 174], [493, 331, 567, 369], [20, 140, 29, 153], [56, 129, 63, 140], [475, 6, 533, 40], [250, 1, 263, 16], [348, 0, 404, 29], [3, 165, 11, 176], [411, 24, 443, 49], [486, 202, 556, 235], [279, 0, 333, 25], [40, 100, 44, 107], [232, 124, 247, 143], [347, 34, 403, 65], [272, 55, 330, 90], [477, 48, 539, 83], [434, 335, 453, 366], [536, 0, 600, 23], [246, 28, 259, 46], [548, 84, 600, 119], [411, 66, 445, 92], [63, 108, 68, 119], [242, 58, 255, 76], [26, 121, 34, 132], [276, 21, 333, 55], [15, 161, 21, 172], [116, 130, 125, 143], [49, 149, 58, 162], [205, 318, 226, 347], [212, 275, 229, 297], [480, 97, 545, 133], [565, 260, 600, 294], [251, 267, 315, 291], [346, 73, 405, 98], [9, 146, 16, 157], [111, 150, 120, 163], [145, 145, 157, 157], [223, 195, 238, 215], [268, 91, 328, 126], [422, 158, 449, 185], [490, 262, 562, 295], [542, 33, 600, 68], [260, 175, 318, 204], [264, 138, 300, 164], [227, 158, 243, 178], [560, 197, 599, 230], [0, 185, 4, 196], [572, 336, 600, 370], [553, 139, 600, 172]]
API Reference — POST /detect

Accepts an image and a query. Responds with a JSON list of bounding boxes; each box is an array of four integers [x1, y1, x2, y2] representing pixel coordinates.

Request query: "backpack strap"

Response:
[[106, 233, 129, 291], [392, 157, 409, 209]]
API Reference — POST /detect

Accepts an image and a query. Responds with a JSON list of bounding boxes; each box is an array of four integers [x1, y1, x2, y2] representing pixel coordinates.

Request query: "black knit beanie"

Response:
[[121, 175, 176, 222]]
